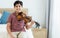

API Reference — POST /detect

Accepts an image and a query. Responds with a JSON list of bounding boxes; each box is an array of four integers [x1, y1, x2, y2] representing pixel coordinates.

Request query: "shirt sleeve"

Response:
[[7, 14, 12, 23]]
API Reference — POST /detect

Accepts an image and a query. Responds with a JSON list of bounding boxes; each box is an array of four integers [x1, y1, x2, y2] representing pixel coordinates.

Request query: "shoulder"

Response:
[[9, 13, 15, 17]]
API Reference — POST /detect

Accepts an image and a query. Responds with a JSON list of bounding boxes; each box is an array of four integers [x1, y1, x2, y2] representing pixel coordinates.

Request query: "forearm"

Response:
[[7, 26, 15, 38], [26, 20, 35, 29], [7, 26, 12, 35], [6, 24, 13, 37]]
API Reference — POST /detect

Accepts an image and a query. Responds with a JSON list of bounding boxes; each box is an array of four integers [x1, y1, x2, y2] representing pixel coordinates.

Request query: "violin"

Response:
[[16, 12, 32, 24]]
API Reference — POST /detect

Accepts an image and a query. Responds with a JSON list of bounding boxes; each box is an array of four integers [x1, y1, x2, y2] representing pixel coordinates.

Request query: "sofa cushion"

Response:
[[1, 11, 10, 24]]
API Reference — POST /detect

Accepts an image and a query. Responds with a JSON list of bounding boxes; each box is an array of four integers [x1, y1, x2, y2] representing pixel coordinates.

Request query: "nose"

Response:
[[17, 6, 20, 9]]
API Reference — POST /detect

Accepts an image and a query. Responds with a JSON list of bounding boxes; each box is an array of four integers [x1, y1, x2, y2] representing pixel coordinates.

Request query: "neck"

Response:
[[16, 11, 21, 13]]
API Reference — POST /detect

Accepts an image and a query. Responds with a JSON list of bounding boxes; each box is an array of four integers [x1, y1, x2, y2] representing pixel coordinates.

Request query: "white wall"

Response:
[[49, 0, 60, 38], [0, 0, 47, 28], [52, 0, 60, 38]]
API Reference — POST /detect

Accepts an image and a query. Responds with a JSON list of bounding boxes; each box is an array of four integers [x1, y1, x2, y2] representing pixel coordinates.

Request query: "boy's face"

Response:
[[14, 4, 22, 13]]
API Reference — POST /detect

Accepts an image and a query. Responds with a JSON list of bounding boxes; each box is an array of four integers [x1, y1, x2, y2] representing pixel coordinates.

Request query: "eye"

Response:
[[16, 6, 18, 7], [19, 6, 20, 7]]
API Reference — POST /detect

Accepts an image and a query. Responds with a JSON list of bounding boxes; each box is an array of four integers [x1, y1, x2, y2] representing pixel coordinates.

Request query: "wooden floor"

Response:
[[32, 28, 47, 38]]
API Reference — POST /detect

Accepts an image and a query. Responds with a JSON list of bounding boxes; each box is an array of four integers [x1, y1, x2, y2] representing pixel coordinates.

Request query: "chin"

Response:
[[16, 11, 20, 13]]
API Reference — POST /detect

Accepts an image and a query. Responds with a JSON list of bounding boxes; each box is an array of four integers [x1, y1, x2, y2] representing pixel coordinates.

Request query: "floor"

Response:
[[32, 28, 47, 38]]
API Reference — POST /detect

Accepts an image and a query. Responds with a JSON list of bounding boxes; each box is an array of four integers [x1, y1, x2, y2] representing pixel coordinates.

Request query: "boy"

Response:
[[7, 0, 34, 38]]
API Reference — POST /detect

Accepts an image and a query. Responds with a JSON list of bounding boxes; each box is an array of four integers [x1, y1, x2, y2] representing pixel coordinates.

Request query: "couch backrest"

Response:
[[0, 8, 28, 15]]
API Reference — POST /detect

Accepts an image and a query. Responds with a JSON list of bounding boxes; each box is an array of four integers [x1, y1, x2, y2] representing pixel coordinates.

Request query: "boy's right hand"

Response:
[[10, 34, 15, 38], [10, 36, 15, 38]]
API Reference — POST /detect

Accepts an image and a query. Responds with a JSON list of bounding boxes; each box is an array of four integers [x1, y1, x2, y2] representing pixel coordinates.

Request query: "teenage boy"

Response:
[[7, 0, 34, 38]]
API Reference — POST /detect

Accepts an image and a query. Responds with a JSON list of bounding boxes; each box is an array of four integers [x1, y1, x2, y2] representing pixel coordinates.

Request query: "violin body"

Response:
[[16, 12, 32, 24], [16, 12, 23, 21]]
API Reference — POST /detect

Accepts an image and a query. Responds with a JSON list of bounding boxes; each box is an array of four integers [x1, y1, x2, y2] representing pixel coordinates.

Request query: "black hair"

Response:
[[14, 0, 23, 6]]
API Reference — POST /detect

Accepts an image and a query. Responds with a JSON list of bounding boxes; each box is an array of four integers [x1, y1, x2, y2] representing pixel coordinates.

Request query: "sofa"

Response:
[[0, 8, 28, 38]]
